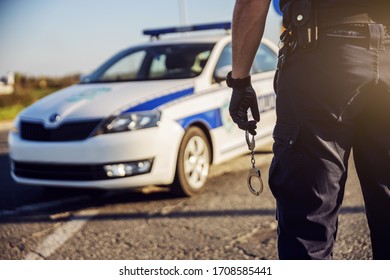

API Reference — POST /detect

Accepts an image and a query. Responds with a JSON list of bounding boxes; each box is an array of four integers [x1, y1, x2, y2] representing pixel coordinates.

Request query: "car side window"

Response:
[[216, 43, 232, 71], [252, 44, 278, 74], [213, 43, 277, 83], [213, 43, 232, 83]]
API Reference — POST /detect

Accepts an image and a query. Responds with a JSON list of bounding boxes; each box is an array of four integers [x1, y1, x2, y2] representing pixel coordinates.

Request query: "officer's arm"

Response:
[[232, 0, 271, 79]]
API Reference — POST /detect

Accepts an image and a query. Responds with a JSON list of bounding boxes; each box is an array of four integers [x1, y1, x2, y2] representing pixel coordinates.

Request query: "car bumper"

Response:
[[8, 123, 184, 189]]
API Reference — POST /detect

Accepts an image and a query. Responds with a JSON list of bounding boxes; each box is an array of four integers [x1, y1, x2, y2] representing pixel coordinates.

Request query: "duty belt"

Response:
[[287, 7, 389, 47], [318, 11, 376, 27], [317, 11, 389, 35], [278, 8, 389, 69]]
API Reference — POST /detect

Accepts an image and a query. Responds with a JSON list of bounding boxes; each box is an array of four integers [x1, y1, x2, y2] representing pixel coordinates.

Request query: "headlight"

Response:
[[100, 110, 161, 134]]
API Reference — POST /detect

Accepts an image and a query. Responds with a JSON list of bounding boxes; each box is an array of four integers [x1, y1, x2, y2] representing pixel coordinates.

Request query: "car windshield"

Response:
[[82, 43, 214, 83]]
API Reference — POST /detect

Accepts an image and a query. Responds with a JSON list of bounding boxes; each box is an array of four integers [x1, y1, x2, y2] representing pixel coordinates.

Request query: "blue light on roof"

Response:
[[143, 22, 231, 38]]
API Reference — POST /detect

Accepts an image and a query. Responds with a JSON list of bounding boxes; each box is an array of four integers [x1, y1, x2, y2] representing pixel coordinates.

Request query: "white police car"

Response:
[[9, 22, 278, 196]]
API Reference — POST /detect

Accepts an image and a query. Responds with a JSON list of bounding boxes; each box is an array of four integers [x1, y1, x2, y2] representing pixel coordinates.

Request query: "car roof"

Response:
[[137, 32, 230, 47], [133, 22, 232, 47], [132, 32, 278, 55]]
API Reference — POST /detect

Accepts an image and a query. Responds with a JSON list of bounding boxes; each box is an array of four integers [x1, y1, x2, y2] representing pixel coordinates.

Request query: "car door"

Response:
[[250, 42, 278, 145], [211, 41, 278, 163]]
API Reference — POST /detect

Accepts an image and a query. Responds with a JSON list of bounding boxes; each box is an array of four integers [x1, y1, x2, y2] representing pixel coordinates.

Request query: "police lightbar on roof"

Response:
[[143, 22, 231, 38]]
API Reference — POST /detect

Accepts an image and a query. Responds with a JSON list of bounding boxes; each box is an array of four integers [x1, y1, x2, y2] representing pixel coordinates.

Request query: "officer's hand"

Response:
[[229, 85, 260, 135]]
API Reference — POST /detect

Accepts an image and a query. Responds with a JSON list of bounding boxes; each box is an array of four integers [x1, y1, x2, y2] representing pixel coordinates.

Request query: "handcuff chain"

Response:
[[245, 130, 264, 196], [250, 149, 256, 169], [245, 130, 257, 168]]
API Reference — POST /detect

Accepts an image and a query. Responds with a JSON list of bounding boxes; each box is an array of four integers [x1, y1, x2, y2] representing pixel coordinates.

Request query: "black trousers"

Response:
[[270, 23, 390, 259]]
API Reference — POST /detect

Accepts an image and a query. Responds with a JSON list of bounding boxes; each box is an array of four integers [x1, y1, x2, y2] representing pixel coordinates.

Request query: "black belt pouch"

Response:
[[290, 0, 318, 49]]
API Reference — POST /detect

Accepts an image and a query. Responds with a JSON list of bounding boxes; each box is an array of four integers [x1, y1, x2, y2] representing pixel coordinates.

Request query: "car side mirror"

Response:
[[214, 65, 232, 83]]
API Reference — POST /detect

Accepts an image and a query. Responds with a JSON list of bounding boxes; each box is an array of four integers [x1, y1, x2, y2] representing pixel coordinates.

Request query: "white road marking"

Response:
[[24, 208, 99, 260]]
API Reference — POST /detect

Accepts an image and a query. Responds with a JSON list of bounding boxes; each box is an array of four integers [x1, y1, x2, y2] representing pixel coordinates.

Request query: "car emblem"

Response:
[[49, 113, 61, 123]]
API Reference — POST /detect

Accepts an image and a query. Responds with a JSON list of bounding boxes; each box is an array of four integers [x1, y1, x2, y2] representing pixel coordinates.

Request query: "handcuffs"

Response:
[[245, 130, 264, 196]]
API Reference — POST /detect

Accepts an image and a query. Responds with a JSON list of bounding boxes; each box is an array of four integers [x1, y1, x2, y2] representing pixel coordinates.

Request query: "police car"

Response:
[[8, 22, 278, 196]]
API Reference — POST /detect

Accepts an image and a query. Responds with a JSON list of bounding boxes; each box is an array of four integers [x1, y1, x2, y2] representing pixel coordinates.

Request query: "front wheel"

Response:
[[171, 126, 211, 197]]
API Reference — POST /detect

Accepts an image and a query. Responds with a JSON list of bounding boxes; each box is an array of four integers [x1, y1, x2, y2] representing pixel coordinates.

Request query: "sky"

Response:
[[0, 0, 282, 77]]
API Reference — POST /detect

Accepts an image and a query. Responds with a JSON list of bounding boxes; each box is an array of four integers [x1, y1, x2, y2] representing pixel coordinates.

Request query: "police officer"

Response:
[[227, 0, 390, 259]]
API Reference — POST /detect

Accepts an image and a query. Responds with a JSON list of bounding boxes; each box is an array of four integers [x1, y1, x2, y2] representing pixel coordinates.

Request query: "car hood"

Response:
[[20, 80, 194, 126]]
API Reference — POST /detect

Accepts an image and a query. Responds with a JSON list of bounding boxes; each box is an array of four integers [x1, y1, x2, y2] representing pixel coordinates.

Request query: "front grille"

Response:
[[20, 119, 102, 141], [13, 161, 108, 181]]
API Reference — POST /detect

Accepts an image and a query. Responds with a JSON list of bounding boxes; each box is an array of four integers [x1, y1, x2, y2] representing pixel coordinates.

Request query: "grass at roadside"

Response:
[[0, 88, 58, 121], [0, 73, 80, 122], [0, 104, 25, 121]]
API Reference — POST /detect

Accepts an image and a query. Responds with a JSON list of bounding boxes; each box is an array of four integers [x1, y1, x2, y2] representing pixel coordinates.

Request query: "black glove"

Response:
[[229, 84, 260, 135]]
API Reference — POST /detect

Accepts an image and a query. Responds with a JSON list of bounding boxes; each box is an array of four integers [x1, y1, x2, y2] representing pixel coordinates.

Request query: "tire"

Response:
[[171, 126, 211, 197]]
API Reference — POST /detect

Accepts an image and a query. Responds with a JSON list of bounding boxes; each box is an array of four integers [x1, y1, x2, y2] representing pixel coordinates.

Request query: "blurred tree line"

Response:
[[0, 73, 80, 120]]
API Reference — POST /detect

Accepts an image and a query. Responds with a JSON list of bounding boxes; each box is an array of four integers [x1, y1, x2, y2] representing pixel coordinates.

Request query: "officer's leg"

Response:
[[270, 26, 379, 258], [269, 118, 353, 259], [270, 59, 352, 259], [353, 83, 390, 260]]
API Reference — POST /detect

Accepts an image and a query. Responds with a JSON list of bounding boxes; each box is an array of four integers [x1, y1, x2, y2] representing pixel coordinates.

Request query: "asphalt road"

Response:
[[0, 128, 372, 260]]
